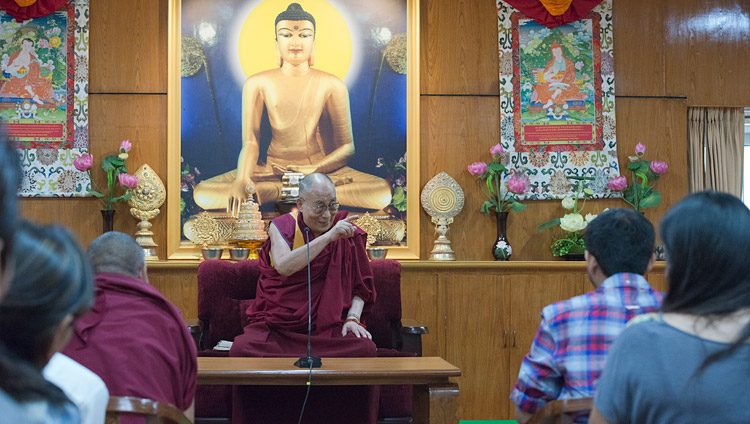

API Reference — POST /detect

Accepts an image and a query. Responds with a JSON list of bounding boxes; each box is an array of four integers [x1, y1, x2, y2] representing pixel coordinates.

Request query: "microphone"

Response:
[[294, 226, 322, 368]]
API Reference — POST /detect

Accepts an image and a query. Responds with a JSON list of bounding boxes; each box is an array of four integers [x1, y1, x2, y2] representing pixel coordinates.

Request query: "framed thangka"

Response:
[[167, 0, 420, 259], [0, 0, 89, 196], [497, 0, 619, 199]]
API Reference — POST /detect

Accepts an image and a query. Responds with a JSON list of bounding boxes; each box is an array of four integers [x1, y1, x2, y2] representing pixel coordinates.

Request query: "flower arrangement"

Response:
[[74, 140, 138, 210], [467, 144, 528, 214], [375, 152, 407, 220], [538, 178, 598, 257], [608, 142, 668, 212]]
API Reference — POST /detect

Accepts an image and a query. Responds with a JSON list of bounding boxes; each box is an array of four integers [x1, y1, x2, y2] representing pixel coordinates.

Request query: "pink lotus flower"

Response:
[[635, 142, 646, 156], [467, 161, 487, 176], [650, 161, 668, 174], [118, 173, 138, 188], [507, 175, 527, 194], [119, 139, 132, 153], [73, 153, 93, 172], [608, 176, 627, 191], [490, 143, 503, 157]]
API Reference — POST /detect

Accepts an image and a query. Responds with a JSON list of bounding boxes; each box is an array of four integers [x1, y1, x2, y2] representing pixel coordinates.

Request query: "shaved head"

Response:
[[298, 173, 335, 198]]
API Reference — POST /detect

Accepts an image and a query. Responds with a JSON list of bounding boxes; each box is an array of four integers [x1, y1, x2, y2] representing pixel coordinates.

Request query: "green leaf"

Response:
[[487, 162, 506, 174], [639, 190, 661, 209], [627, 161, 649, 172], [486, 177, 494, 197], [392, 187, 407, 211], [480, 200, 495, 214], [510, 201, 526, 212], [538, 218, 561, 232], [110, 192, 132, 203], [88, 190, 105, 198]]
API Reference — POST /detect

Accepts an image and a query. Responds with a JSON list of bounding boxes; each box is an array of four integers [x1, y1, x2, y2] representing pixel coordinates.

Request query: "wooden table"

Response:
[[198, 356, 461, 424]]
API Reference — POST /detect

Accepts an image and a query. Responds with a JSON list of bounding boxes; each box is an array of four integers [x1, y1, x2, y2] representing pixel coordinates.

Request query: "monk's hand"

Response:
[[342, 320, 372, 339], [327, 215, 359, 242]]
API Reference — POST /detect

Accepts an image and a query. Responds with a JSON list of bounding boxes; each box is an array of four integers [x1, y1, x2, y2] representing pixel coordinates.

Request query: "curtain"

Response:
[[687, 107, 744, 197], [501, 0, 604, 28]]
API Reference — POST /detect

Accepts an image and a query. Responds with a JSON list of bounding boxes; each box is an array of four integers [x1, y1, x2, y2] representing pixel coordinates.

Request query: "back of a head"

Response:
[[87, 232, 145, 277], [0, 132, 21, 274], [0, 221, 93, 404], [584, 208, 655, 276], [660, 191, 750, 315]]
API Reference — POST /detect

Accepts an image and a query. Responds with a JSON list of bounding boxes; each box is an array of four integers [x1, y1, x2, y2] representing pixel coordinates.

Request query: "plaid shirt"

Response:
[[510, 273, 663, 414]]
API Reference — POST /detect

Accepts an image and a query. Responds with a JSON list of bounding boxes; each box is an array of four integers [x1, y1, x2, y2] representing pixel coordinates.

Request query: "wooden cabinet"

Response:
[[437, 268, 586, 419]]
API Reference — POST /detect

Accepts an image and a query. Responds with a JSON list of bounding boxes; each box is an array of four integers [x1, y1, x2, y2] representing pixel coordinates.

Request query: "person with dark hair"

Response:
[[0, 221, 95, 423], [230, 172, 378, 424], [511, 208, 663, 423], [193, 2, 392, 215], [590, 192, 750, 424], [0, 132, 32, 422], [62, 231, 197, 421]]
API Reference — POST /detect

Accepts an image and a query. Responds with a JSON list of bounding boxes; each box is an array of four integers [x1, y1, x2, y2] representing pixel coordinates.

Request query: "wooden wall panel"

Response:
[[664, 0, 750, 106], [612, 0, 666, 97], [420, 0, 499, 95], [150, 267, 199, 320], [442, 272, 510, 420], [89, 0, 168, 93], [401, 268, 441, 357], [20, 95, 168, 254]]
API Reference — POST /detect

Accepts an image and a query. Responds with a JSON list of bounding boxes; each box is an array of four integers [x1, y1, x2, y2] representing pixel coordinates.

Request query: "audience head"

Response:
[[660, 191, 750, 315], [86, 231, 147, 280], [584, 208, 655, 282], [0, 133, 21, 299], [0, 221, 93, 404]]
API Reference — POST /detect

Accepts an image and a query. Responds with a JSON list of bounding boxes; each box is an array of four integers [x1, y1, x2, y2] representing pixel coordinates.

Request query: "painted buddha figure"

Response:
[[193, 3, 392, 215]]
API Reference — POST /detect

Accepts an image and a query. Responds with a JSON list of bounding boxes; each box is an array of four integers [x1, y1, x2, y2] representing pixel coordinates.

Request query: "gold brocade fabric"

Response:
[[540, 0, 573, 16]]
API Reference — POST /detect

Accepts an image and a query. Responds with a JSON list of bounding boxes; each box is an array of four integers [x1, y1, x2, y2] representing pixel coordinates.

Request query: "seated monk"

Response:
[[229, 173, 378, 424], [530, 41, 587, 109], [193, 2, 392, 215], [0, 38, 55, 105]]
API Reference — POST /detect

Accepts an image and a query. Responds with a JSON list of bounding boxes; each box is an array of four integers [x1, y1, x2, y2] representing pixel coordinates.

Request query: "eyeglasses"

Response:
[[301, 199, 340, 214]]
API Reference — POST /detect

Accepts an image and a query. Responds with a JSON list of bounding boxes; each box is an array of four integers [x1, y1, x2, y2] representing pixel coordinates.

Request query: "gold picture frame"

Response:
[[166, 0, 420, 259]]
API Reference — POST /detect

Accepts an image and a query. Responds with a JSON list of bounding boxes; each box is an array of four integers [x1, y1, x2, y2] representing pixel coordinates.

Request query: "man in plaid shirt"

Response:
[[511, 209, 664, 423]]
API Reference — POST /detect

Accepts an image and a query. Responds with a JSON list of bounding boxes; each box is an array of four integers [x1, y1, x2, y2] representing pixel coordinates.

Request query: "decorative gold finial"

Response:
[[420, 172, 465, 261], [127, 164, 166, 260], [192, 213, 220, 248]]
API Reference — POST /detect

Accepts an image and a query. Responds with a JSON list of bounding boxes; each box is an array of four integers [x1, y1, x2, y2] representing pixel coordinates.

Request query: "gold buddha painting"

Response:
[[171, 0, 420, 259]]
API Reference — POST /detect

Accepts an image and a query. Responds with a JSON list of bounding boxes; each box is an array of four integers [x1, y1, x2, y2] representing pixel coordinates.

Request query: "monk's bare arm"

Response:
[[229, 78, 264, 214]]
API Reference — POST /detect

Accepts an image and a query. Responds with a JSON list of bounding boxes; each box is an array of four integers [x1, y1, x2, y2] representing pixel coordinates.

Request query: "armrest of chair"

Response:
[[185, 318, 209, 351], [400, 318, 429, 357]]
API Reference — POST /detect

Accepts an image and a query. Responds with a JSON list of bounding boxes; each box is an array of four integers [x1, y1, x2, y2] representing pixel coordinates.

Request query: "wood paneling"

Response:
[[150, 267, 199, 320], [89, 0, 168, 93], [420, 0, 499, 95], [20, 94, 167, 253], [664, 0, 750, 106], [443, 272, 510, 419], [401, 268, 441, 357], [612, 0, 666, 96]]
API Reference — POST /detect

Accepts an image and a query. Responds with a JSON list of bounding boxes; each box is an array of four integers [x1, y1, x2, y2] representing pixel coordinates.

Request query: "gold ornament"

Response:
[[420, 172, 465, 260], [127, 164, 166, 260], [191, 213, 221, 248], [354, 212, 381, 248]]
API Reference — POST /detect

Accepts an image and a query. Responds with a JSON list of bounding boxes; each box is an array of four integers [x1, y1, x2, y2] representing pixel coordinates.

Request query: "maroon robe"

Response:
[[63, 273, 197, 421], [229, 211, 379, 424]]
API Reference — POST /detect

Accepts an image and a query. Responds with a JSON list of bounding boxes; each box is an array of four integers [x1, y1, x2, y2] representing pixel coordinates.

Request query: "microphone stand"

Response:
[[294, 227, 322, 368]]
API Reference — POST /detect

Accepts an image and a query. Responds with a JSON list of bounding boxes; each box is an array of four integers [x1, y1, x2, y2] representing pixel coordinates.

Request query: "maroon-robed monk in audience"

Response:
[[63, 232, 197, 421], [229, 173, 378, 424]]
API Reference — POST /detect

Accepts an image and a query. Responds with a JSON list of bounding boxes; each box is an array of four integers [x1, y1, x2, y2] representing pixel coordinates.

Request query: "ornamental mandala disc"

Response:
[[420, 172, 465, 220]]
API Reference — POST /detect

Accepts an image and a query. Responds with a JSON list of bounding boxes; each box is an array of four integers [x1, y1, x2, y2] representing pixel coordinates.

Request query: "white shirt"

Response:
[[43, 353, 109, 424]]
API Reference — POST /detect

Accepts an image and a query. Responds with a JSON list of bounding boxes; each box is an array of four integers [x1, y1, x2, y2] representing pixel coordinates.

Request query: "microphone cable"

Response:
[[298, 227, 313, 424]]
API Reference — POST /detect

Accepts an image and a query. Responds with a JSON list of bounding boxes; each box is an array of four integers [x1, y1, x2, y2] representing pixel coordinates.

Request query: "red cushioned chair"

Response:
[[193, 259, 427, 424]]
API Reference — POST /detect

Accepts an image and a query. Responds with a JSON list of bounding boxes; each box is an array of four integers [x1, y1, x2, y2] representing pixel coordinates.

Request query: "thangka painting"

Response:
[[0, 0, 89, 196], [497, 0, 619, 199]]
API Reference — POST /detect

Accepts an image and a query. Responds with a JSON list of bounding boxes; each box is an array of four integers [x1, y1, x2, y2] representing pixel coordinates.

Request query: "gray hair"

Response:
[[86, 232, 145, 277], [298, 173, 335, 198]]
